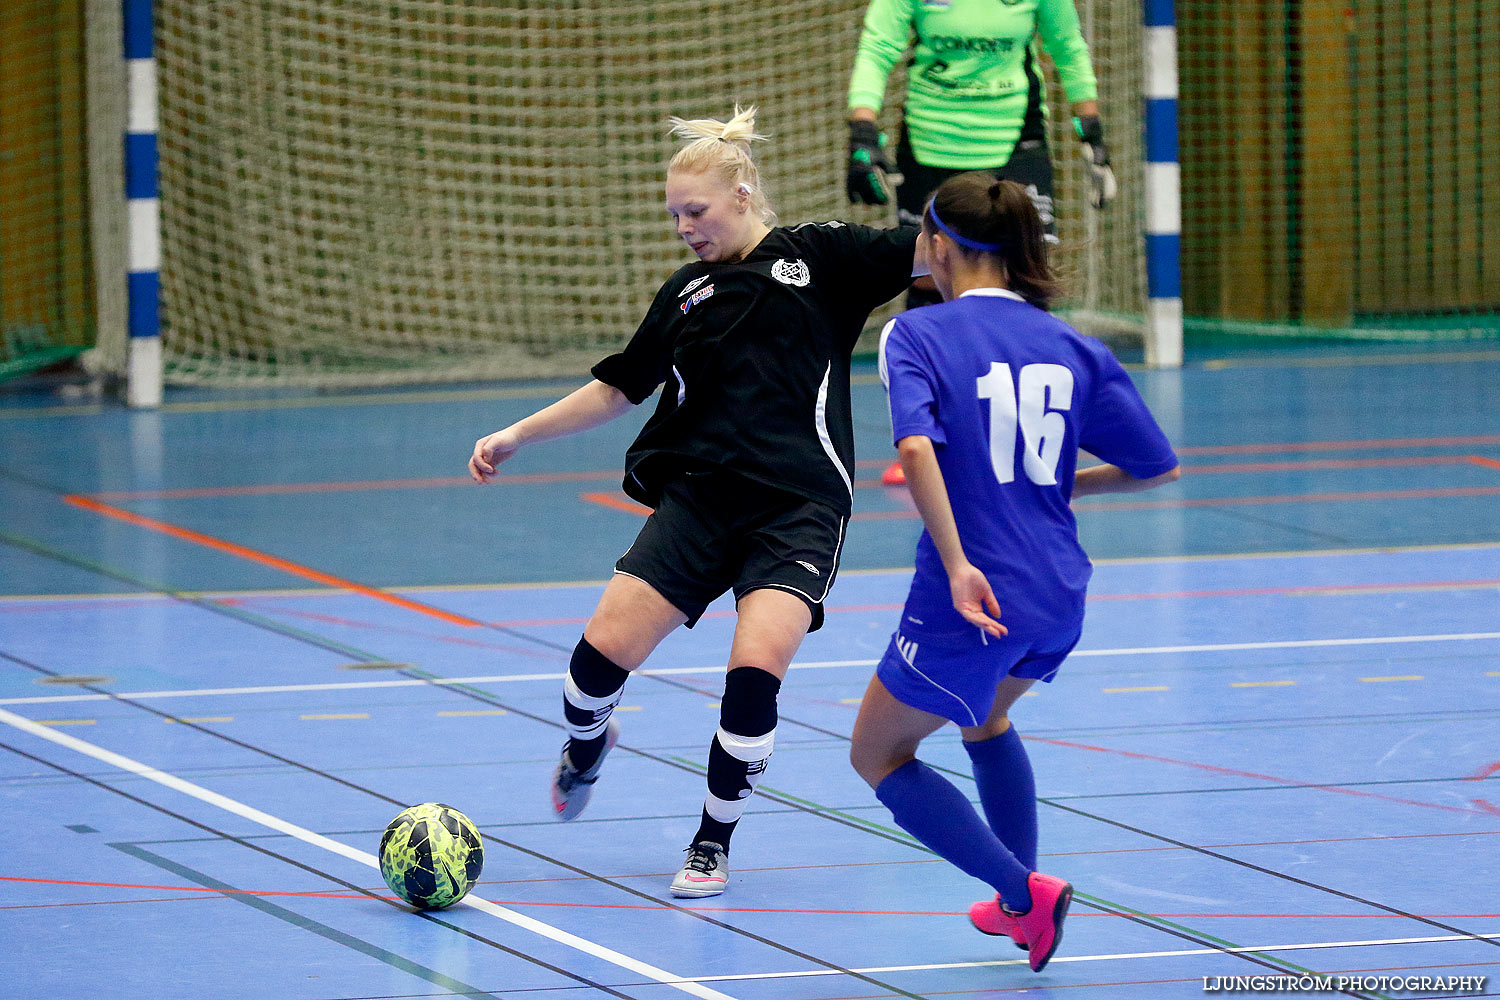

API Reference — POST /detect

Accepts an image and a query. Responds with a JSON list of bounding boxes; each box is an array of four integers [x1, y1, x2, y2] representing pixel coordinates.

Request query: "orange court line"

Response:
[[62, 495, 483, 628], [579, 491, 652, 515], [89, 468, 618, 501], [1472, 456, 1500, 471]]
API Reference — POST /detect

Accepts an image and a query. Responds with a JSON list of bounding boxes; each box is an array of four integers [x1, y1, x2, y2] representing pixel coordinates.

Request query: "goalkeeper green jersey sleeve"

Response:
[[847, 0, 1099, 169]]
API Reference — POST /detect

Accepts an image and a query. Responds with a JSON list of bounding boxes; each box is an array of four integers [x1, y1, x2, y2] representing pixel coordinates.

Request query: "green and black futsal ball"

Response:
[[378, 803, 484, 909]]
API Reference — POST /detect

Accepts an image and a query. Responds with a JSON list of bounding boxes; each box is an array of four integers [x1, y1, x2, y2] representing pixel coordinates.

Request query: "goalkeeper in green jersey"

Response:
[[845, 0, 1116, 483], [845, 0, 1115, 259]]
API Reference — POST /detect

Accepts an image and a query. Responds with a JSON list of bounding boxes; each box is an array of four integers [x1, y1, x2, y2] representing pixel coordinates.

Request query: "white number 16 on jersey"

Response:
[[976, 362, 1075, 485]]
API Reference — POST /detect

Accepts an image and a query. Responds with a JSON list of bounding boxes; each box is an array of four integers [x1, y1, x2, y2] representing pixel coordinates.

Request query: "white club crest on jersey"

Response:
[[678, 275, 710, 297], [771, 259, 811, 287]]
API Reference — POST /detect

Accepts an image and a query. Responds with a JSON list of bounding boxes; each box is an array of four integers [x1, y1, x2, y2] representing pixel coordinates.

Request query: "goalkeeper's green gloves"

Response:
[[1074, 114, 1117, 210], [846, 120, 900, 206]]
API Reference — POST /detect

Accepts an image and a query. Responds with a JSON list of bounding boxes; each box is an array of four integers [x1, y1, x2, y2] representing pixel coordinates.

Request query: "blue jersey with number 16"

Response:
[[879, 288, 1178, 644]]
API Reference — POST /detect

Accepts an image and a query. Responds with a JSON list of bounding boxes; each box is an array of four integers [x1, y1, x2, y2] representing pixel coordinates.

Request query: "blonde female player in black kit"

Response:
[[468, 106, 927, 898]]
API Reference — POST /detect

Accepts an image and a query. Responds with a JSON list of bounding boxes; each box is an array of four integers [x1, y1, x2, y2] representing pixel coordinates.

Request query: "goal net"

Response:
[[1176, 1, 1499, 342], [149, 0, 1144, 387], [0, 1, 122, 382]]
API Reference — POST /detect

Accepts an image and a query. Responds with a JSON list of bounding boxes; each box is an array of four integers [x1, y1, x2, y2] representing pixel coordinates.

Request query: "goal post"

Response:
[[102, 0, 1493, 397]]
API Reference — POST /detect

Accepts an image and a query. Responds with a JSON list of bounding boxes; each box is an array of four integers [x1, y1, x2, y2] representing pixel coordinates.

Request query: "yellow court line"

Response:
[[839, 698, 861, 704], [164, 716, 233, 724], [1230, 680, 1298, 688], [0, 404, 107, 420], [1102, 686, 1170, 694], [300, 713, 370, 721], [37, 719, 96, 726], [1201, 349, 1500, 372], [614, 705, 642, 712], [436, 709, 507, 717], [1359, 675, 1425, 683]]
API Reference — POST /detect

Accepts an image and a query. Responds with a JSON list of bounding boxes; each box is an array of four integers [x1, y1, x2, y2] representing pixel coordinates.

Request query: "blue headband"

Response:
[[927, 199, 1005, 253]]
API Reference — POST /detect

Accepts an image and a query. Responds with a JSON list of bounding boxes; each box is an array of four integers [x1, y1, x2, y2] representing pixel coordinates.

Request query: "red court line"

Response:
[[1029, 736, 1485, 816], [1175, 433, 1500, 456], [1070, 484, 1500, 512], [218, 604, 555, 657], [842, 484, 1500, 520], [75, 444, 1500, 507], [477, 577, 1500, 628], [62, 495, 483, 628], [1183, 455, 1481, 475], [1084, 578, 1500, 602], [10, 878, 1495, 921]]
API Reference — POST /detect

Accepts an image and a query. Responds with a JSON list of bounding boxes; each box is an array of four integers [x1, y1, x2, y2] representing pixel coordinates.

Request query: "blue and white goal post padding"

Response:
[[1144, 0, 1183, 368], [124, 0, 162, 407]]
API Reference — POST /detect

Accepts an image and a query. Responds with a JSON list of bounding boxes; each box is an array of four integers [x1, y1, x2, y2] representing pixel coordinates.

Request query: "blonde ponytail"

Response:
[[666, 105, 776, 225]]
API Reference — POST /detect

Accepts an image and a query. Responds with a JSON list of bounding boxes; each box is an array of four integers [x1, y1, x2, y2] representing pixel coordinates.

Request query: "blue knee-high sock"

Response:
[[876, 759, 1033, 912], [964, 725, 1038, 871]]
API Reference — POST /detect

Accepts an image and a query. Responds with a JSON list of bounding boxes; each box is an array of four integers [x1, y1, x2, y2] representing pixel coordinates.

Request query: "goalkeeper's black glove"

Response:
[[846, 120, 900, 206], [1074, 114, 1117, 210]]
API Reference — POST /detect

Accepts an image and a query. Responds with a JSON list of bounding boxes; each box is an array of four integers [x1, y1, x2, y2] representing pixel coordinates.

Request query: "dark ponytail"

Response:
[[923, 172, 1061, 309]]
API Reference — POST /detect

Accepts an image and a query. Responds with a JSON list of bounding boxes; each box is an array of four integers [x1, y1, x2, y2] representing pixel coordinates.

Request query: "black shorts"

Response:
[[894, 130, 1057, 241], [615, 468, 847, 632]]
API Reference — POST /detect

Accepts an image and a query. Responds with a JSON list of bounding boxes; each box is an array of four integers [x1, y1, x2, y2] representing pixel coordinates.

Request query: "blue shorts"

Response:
[[875, 624, 1080, 727]]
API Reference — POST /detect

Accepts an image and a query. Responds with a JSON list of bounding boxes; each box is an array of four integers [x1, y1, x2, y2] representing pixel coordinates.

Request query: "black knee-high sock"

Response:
[[693, 666, 780, 851], [561, 637, 629, 772]]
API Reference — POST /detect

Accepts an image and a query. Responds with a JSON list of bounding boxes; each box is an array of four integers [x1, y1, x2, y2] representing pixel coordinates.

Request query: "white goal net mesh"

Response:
[[154, 0, 1143, 386]]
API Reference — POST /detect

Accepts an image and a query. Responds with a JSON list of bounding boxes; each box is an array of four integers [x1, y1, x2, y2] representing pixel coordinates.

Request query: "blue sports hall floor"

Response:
[[2, 339, 1498, 999]]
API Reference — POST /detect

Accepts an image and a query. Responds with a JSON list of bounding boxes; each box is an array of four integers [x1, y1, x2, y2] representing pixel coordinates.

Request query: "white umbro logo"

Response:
[[771, 259, 810, 287], [678, 275, 709, 297], [796, 560, 820, 576]]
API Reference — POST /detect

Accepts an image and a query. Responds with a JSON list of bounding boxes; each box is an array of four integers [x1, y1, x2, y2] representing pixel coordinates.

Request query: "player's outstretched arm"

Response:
[[897, 434, 1007, 638], [911, 229, 931, 278], [469, 379, 634, 483], [1071, 462, 1180, 498]]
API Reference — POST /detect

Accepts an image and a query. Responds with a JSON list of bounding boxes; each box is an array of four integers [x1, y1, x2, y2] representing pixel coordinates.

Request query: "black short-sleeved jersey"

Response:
[[592, 221, 918, 516]]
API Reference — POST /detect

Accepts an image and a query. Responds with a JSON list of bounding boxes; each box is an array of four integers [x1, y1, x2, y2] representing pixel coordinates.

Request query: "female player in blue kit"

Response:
[[849, 172, 1179, 972]]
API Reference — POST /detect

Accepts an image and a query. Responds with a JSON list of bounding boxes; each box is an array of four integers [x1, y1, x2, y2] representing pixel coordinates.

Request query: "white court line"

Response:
[[0, 660, 872, 707], [1067, 632, 1500, 658], [683, 931, 1500, 983], [0, 706, 739, 1000], [5, 633, 1500, 708]]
